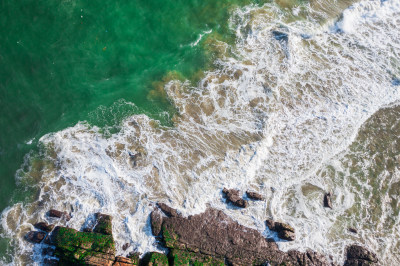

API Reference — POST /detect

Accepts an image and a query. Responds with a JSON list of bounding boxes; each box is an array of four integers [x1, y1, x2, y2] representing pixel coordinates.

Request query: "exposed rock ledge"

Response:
[[26, 205, 379, 266]]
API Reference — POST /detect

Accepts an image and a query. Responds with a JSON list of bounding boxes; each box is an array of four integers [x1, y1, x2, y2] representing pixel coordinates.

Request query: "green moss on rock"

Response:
[[93, 213, 113, 236], [141, 252, 169, 266]]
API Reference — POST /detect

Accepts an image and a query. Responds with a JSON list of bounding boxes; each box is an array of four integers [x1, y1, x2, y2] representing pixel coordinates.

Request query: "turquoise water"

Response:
[[0, 0, 265, 212]]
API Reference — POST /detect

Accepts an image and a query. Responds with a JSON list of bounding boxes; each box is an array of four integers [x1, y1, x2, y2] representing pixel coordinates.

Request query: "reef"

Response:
[[26, 202, 379, 266]]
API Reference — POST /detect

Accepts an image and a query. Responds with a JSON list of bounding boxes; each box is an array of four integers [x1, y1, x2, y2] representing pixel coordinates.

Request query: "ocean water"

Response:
[[1, 0, 400, 265]]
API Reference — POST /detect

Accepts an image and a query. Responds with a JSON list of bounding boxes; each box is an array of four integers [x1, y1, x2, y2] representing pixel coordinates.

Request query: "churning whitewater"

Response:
[[1, 0, 400, 264]]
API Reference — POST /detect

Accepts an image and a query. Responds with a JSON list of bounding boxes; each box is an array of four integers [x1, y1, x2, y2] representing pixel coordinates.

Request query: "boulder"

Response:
[[344, 245, 378, 265], [122, 243, 130, 251], [150, 210, 163, 236], [113, 256, 137, 266], [34, 222, 55, 232], [93, 213, 113, 236], [141, 252, 168, 266], [348, 228, 358, 234], [246, 191, 264, 201], [48, 209, 71, 221], [266, 220, 295, 241], [324, 192, 333, 209], [222, 188, 248, 208], [25, 231, 46, 244], [157, 202, 179, 217], [161, 208, 327, 265]]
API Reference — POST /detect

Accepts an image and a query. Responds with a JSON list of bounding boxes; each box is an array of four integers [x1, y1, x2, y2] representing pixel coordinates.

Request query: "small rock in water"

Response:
[[25, 231, 46, 244], [348, 227, 358, 234], [323, 192, 333, 208], [48, 209, 71, 221], [122, 243, 130, 251], [222, 188, 248, 208], [34, 222, 55, 232], [266, 219, 295, 241], [93, 213, 113, 236], [246, 191, 264, 201], [344, 244, 378, 265]]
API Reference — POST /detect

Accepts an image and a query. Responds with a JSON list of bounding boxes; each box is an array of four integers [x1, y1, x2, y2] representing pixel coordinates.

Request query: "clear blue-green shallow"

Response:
[[0, 0, 266, 213]]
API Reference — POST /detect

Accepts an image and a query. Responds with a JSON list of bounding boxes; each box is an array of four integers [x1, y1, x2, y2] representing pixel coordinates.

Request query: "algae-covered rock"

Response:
[[51, 226, 115, 265], [93, 213, 113, 236], [141, 252, 169, 266], [169, 249, 224, 266]]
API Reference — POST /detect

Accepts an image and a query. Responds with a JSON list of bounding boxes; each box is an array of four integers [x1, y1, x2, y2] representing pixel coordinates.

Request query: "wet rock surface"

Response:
[[94, 213, 113, 236], [150, 209, 163, 236], [161, 206, 327, 265], [246, 191, 264, 201], [266, 219, 296, 241], [324, 192, 333, 209], [34, 222, 55, 232], [222, 188, 248, 208], [48, 209, 71, 221], [344, 245, 378, 265], [157, 202, 180, 217], [25, 231, 46, 243]]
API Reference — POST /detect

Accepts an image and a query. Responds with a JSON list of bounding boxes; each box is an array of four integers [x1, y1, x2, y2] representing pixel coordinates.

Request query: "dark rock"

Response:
[[344, 245, 378, 265], [222, 188, 248, 208], [48, 209, 71, 221], [246, 191, 264, 201], [113, 256, 137, 266], [34, 222, 55, 232], [42, 247, 55, 257], [141, 252, 168, 266], [324, 192, 333, 209], [348, 227, 358, 234], [168, 249, 224, 265], [156, 202, 179, 217], [150, 210, 163, 236], [161, 208, 327, 265], [93, 213, 113, 236], [127, 252, 140, 265], [272, 30, 288, 42], [83, 227, 93, 233], [25, 231, 46, 244], [287, 249, 329, 266], [43, 258, 59, 265], [266, 219, 295, 241], [122, 242, 130, 251]]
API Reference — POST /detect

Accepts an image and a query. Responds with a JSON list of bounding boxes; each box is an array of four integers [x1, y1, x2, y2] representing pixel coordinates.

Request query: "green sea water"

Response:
[[0, 0, 266, 212]]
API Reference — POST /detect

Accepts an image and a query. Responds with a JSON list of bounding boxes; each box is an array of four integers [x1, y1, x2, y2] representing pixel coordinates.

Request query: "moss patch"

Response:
[[169, 249, 224, 266]]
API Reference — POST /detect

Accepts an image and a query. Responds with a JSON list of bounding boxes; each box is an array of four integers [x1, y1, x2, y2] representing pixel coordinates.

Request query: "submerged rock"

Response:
[[93, 213, 113, 236], [348, 227, 358, 234], [150, 209, 163, 236], [25, 231, 46, 244], [34, 222, 55, 233], [266, 219, 295, 241], [246, 191, 264, 201], [48, 209, 71, 221], [344, 244, 378, 265], [222, 188, 248, 208], [324, 192, 333, 209]]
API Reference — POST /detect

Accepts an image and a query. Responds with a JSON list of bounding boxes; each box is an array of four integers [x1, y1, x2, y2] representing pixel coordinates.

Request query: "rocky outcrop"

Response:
[[48, 209, 71, 221], [25, 231, 46, 243], [324, 192, 333, 209], [150, 209, 163, 236], [157, 203, 180, 217], [246, 191, 264, 201], [113, 256, 137, 266], [34, 222, 55, 232], [222, 188, 248, 208], [169, 249, 224, 265], [141, 252, 169, 266], [94, 213, 113, 236], [50, 226, 116, 265], [344, 245, 378, 265], [266, 219, 295, 241], [161, 206, 327, 265]]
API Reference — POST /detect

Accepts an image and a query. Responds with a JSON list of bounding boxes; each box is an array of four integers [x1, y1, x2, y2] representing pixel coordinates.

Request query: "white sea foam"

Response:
[[1, 0, 400, 265]]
